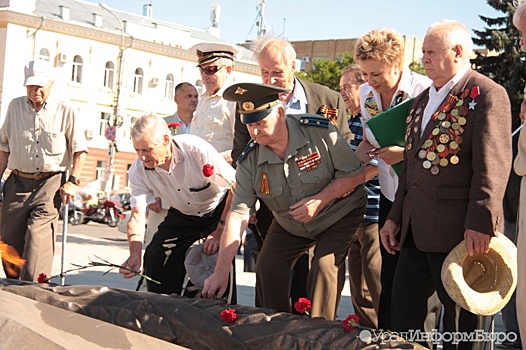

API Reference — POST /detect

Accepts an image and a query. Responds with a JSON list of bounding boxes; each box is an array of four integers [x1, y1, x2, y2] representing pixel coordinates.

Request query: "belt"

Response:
[[11, 169, 62, 180]]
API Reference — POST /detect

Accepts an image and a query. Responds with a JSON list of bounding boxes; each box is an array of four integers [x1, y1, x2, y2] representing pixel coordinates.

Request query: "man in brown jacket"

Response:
[[380, 20, 512, 349]]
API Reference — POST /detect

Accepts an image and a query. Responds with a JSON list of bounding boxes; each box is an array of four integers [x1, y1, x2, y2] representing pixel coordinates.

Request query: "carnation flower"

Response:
[[220, 308, 238, 323], [202, 164, 234, 187], [342, 314, 360, 332], [167, 122, 181, 134], [37, 273, 49, 283], [36, 256, 160, 285], [294, 297, 312, 315]]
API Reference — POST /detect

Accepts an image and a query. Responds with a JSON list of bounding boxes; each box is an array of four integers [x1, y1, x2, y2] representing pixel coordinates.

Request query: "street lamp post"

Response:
[[99, 2, 126, 196]]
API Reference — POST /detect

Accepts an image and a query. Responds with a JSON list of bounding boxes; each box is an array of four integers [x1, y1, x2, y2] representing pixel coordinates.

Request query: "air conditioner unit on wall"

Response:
[[85, 128, 96, 140], [58, 52, 67, 63]]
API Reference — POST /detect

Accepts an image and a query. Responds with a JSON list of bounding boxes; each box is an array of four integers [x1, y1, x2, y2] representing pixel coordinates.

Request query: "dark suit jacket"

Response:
[[231, 80, 350, 165], [387, 69, 512, 253]]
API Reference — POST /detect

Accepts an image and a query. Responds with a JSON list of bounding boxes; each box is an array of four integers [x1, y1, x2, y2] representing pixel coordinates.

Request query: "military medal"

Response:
[[260, 172, 270, 195], [295, 152, 321, 171], [468, 86, 479, 109], [411, 86, 478, 175]]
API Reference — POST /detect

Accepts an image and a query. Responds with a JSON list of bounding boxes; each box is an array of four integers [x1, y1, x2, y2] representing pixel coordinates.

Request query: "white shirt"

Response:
[[285, 77, 308, 114], [421, 64, 471, 135], [192, 83, 236, 153], [129, 134, 235, 216], [360, 70, 431, 201]]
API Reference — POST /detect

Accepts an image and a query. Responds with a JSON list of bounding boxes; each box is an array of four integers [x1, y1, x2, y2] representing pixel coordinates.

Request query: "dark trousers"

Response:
[[250, 201, 308, 310], [377, 192, 399, 329], [0, 172, 62, 282], [392, 230, 484, 350], [256, 205, 365, 320], [144, 195, 236, 303]]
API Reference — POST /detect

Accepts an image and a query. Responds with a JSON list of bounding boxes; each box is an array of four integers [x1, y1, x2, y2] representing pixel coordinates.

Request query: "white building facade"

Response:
[[0, 0, 261, 191]]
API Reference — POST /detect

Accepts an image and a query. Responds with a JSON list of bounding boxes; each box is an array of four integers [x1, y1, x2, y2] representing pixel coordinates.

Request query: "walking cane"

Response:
[[60, 171, 69, 286]]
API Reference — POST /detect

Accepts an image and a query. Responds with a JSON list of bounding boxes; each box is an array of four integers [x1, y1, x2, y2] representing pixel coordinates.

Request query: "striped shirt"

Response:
[[349, 113, 380, 223]]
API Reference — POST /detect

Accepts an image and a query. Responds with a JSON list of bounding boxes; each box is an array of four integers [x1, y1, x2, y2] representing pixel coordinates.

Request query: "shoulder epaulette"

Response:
[[298, 115, 330, 128], [236, 139, 258, 165]]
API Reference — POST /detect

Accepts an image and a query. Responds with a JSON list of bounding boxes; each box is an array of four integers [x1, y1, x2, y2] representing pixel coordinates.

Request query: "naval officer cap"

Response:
[[190, 41, 239, 65], [223, 83, 290, 124]]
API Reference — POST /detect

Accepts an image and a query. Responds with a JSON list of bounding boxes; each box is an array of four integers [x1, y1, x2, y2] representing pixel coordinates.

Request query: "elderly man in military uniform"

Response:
[[189, 42, 238, 164], [202, 83, 367, 321]]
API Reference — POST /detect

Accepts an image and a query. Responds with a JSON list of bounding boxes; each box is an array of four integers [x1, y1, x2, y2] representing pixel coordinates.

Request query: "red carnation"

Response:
[[37, 273, 48, 283], [342, 314, 360, 332], [294, 297, 312, 315], [202, 164, 215, 178], [167, 122, 180, 129], [220, 308, 238, 323]]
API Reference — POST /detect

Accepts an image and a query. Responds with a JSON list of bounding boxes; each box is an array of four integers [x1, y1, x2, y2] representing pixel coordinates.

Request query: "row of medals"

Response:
[[407, 98, 468, 176]]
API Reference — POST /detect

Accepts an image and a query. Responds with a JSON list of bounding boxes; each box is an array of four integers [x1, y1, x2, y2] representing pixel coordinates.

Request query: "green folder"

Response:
[[365, 98, 414, 176]]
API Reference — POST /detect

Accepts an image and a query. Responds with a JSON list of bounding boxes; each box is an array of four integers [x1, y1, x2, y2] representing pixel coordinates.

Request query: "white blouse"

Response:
[[359, 70, 431, 201]]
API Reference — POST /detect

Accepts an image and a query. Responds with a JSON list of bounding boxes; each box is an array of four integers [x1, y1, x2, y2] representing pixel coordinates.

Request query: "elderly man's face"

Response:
[[26, 81, 53, 106], [339, 72, 362, 113], [258, 50, 296, 92], [246, 107, 284, 146], [133, 133, 170, 169], [199, 59, 231, 94], [422, 33, 458, 89]]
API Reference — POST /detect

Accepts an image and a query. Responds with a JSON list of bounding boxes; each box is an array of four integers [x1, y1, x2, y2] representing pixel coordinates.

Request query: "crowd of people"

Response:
[[1, 8, 526, 350]]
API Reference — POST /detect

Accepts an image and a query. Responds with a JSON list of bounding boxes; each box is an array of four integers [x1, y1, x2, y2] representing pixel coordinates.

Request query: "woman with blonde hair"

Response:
[[354, 28, 430, 330]]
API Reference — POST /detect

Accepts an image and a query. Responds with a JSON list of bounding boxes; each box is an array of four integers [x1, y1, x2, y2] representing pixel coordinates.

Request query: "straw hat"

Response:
[[441, 233, 517, 316]]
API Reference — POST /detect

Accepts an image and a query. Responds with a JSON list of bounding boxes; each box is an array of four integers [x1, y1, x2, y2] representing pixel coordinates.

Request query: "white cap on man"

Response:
[[24, 60, 54, 87]]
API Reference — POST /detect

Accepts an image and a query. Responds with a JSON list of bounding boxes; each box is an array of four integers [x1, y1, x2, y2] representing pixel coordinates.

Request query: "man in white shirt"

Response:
[[190, 42, 238, 164], [119, 114, 236, 298], [164, 82, 198, 136]]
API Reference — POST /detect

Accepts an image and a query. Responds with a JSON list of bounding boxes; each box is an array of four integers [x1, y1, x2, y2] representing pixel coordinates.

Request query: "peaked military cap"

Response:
[[223, 83, 290, 124], [190, 42, 239, 65]]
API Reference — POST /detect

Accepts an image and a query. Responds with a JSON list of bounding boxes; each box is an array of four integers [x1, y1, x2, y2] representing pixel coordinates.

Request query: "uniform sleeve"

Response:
[[230, 156, 257, 215]]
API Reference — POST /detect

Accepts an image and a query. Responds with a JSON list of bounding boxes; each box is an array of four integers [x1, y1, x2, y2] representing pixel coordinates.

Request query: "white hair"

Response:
[[427, 19, 474, 60]]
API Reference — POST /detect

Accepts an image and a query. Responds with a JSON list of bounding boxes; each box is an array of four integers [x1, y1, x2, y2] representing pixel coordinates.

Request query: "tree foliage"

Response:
[[409, 61, 426, 75], [472, 0, 526, 128], [295, 53, 354, 91]]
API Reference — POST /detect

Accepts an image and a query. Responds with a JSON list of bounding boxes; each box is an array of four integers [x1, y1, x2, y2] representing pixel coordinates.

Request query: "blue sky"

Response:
[[93, 0, 502, 45]]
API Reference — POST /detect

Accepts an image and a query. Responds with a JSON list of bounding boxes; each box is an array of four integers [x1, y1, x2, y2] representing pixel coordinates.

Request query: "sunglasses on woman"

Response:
[[199, 65, 224, 75]]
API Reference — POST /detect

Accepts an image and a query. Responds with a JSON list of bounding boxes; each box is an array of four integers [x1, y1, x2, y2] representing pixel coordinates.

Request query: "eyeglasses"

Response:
[[199, 65, 224, 76]]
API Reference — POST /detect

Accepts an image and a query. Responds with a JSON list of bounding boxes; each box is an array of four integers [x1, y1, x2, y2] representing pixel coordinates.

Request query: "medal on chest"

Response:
[[295, 152, 321, 171], [407, 86, 479, 175]]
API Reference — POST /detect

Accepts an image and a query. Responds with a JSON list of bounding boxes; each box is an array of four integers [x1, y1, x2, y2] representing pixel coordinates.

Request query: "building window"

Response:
[[133, 68, 143, 94], [38, 48, 50, 61], [100, 112, 110, 136], [165, 74, 174, 100], [104, 61, 115, 89], [96, 160, 107, 180], [71, 55, 83, 83]]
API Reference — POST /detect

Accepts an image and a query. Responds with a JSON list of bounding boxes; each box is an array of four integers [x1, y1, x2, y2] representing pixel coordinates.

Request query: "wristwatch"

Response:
[[67, 175, 80, 186]]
